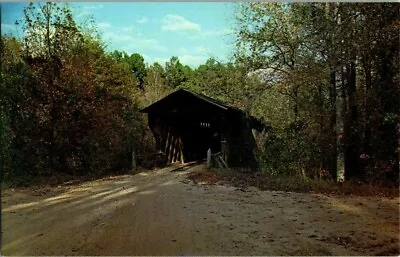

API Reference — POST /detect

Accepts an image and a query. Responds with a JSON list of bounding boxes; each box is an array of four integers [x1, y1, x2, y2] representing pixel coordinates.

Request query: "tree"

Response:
[[0, 36, 33, 178], [233, 2, 399, 184], [235, 3, 305, 119], [354, 3, 399, 183], [124, 53, 147, 90], [142, 62, 170, 107], [234, 3, 322, 177], [21, 2, 83, 58], [165, 56, 191, 88], [109, 51, 147, 90], [2, 2, 145, 179]]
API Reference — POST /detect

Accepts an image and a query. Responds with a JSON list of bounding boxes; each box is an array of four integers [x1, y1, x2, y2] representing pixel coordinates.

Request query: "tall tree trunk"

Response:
[[328, 67, 337, 179], [344, 60, 360, 180], [362, 58, 372, 157], [361, 57, 373, 180], [343, 10, 360, 181], [338, 66, 348, 180], [318, 83, 325, 176], [375, 41, 399, 184]]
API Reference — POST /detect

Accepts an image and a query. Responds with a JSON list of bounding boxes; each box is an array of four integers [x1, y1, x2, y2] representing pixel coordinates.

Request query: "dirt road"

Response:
[[2, 164, 399, 255]]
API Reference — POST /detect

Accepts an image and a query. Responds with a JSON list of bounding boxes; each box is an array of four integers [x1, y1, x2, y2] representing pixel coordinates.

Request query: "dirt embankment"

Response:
[[2, 164, 399, 255]]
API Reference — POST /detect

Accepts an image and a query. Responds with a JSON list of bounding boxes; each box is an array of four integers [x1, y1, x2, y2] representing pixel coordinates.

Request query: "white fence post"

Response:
[[206, 148, 212, 169]]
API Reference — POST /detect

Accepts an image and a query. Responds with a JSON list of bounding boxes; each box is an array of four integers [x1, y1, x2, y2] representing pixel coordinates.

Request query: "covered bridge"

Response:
[[140, 88, 270, 168]]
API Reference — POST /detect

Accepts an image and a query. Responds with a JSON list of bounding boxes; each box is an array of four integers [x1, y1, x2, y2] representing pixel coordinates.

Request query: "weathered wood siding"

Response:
[[142, 89, 269, 169]]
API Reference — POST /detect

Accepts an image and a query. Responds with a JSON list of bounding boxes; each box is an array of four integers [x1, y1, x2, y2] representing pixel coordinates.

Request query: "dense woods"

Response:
[[1, 3, 398, 186], [234, 3, 399, 184]]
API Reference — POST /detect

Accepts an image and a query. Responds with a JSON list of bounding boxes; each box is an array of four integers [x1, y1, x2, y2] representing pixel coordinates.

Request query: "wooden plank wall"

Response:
[[163, 126, 185, 164]]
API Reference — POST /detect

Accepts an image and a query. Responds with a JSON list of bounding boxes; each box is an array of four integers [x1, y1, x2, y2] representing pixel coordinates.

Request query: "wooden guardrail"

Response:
[[207, 149, 228, 170]]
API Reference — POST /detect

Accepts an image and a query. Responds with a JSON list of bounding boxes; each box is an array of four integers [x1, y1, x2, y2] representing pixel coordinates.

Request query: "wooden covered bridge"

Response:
[[140, 88, 270, 169]]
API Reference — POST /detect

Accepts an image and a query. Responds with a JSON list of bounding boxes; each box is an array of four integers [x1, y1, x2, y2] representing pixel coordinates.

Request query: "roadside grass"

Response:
[[187, 169, 399, 198]]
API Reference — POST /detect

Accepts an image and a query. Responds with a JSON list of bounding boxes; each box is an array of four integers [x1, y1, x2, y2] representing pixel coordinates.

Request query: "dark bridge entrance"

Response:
[[140, 88, 269, 168]]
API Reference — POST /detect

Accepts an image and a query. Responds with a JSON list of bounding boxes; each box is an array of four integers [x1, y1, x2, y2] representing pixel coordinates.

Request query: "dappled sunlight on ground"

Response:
[[137, 189, 157, 195], [2, 164, 399, 256], [322, 196, 364, 213], [2, 166, 183, 255]]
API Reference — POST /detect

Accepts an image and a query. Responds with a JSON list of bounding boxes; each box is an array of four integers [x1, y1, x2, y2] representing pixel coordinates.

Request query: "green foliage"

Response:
[[0, 109, 11, 181], [21, 2, 84, 58], [260, 121, 317, 177], [179, 58, 264, 113], [141, 62, 171, 107], [123, 53, 147, 90], [234, 3, 399, 185], [1, 3, 147, 183], [3, 2, 397, 188], [251, 87, 294, 131], [165, 56, 192, 88], [109, 51, 147, 90]]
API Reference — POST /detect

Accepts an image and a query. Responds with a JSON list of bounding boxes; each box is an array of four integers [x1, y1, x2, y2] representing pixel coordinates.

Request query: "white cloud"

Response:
[[98, 23, 133, 42], [179, 54, 208, 68], [97, 22, 112, 29], [141, 54, 151, 64], [95, 22, 168, 53], [1, 23, 17, 35], [151, 54, 207, 68], [75, 4, 104, 18], [120, 39, 169, 53], [136, 17, 149, 24], [1, 23, 14, 30], [177, 47, 189, 54], [148, 54, 209, 68], [162, 15, 200, 32], [83, 4, 104, 10], [195, 46, 208, 54], [148, 54, 215, 68], [103, 31, 133, 42], [76, 10, 90, 19], [215, 28, 234, 36], [189, 28, 234, 40], [121, 26, 135, 32], [152, 57, 170, 66]]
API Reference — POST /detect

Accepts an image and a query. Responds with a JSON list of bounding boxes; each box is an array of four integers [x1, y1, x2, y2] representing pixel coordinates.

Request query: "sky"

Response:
[[1, 2, 237, 68]]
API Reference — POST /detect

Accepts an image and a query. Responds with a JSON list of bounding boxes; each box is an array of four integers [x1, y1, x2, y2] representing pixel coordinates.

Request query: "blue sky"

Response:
[[1, 2, 237, 68]]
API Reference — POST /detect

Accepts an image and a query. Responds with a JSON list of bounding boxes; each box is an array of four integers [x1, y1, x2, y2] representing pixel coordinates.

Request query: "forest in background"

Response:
[[1, 2, 398, 186]]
